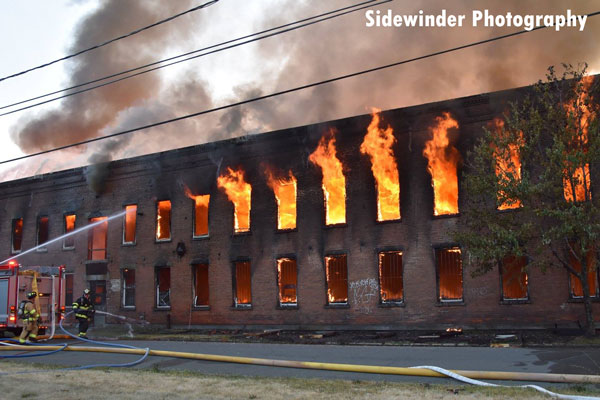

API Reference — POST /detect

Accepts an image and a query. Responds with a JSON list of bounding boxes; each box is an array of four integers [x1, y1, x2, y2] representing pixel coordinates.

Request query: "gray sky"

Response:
[[0, 0, 598, 182]]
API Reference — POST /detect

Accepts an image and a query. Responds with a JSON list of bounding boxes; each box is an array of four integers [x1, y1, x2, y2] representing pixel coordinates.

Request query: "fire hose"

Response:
[[1, 314, 599, 399]]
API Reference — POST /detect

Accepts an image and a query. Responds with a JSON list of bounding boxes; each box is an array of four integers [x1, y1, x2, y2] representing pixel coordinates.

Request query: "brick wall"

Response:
[[1, 86, 598, 330]]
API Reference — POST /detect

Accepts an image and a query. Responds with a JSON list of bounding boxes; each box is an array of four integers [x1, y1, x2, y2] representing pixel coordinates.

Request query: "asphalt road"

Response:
[[2, 339, 600, 387]]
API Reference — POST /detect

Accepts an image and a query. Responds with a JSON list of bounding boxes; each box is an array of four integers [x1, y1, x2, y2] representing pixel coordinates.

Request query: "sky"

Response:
[[0, 0, 599, 183]]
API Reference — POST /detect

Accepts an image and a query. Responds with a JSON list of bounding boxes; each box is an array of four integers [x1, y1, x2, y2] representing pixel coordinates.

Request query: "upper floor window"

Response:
[[123, 205, 137, 244], [37, 216, 49, 251], [11, 218, 23, 254], [63, 214, 76, 249], [156, 201, 171, 241], [88, 217, 107, 260]]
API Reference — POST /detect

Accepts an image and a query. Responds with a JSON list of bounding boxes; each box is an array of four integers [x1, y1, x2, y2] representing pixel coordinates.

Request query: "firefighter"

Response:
[[18, 291, 40, 344], [72, 288, 95, 338]]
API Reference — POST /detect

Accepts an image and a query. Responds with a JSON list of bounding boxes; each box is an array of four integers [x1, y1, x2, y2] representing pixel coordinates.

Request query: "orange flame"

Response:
[[563, 76, 593, 202], [360, 108, 400, 221], [65, 215, 76, 232], [124, 205, 137, 242], [184, 185, 210, 237], [492, 118, 523, 210], [265, 167, 297, 230], [156, 201, 171, 240], [217, 167, 251, 233], [423, 112, 460, 215], [309, 129, 346, 225]]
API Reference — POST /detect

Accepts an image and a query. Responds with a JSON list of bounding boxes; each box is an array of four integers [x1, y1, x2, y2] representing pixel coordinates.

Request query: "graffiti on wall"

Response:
[[349, 278, 379, 314]]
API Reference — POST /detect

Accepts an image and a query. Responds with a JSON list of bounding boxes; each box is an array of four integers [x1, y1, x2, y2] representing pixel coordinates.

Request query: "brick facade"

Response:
[[1, 86, 598, 330]]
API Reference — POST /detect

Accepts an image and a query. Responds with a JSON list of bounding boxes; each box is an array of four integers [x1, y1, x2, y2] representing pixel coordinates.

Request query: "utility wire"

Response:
[[2, 10, 599, 166], [0, 0, 390, 116], [0, 0, 219, 83]]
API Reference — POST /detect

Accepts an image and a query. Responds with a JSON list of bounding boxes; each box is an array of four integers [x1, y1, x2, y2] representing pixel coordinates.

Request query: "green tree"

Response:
[[456, 64, 599, 336]]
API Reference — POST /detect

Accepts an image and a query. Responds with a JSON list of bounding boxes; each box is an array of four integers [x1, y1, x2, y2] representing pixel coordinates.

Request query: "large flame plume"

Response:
[[563, 76, 593, 202], [217, 167, 252, 233], [423, 112, 460, 215], [492, 118, 523, 210], [309, 130, 346, 225], [360, 108, 400, 221], [264, 167, 297, 230], [184, 185, 210, 237]]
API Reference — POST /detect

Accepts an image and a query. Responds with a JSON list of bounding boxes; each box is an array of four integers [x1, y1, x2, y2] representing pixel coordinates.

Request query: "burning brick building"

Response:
[[1, 85, 598, 330]]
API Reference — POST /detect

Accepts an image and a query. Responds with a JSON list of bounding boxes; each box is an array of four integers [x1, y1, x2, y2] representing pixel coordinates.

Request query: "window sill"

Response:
[[432, 213, 460, 220], [277, 303, 298, 310], [500, 299, 530, 305], [232, 231, 252, 237], [155, 239, 172, 243], [62, 247, 75, 251], [192, 235, 210, 241], [85, 259, 108, 264], [325, 303, 349, 309], [192, 305, 210, 311], [231, 304, 252, 310], [121, 306, 136, 311], [568, 296, 600, 303], [36, 248, 48, 253], [436, 300, 465, 307], [154, 307, 171, 311], [375, 218, 401, 225], [379, 301, 405, 308], [276, 228, 297, 234], [323, 223, 347, 230], [122, 242, 136, 247]]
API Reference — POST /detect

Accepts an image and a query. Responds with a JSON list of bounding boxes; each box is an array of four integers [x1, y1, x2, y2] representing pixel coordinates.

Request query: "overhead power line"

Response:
[[0, 0, 219, 83], [0, 0, 390, 116], [2, 10, 599, 166]]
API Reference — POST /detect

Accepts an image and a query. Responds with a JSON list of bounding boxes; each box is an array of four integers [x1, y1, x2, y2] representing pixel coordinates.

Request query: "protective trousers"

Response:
[[19, 321, 39, 344]]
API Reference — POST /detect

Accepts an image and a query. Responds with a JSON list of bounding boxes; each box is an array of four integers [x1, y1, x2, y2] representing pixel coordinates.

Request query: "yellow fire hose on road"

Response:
[[1, 344, 599, 384]]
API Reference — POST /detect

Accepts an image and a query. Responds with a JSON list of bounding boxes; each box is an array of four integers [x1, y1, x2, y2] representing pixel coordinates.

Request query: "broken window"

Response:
[[11, 218, 23, 254], [233, 261, 252, 307], [277, 258, 297, 306], [265, 169, 297, 230], [569, 249, 598, 298], [89, 280, 106, 306], [122, 269, 135, 308], [156, 200, 171, 241], [193, 196, 210, 238], [123, 205, 137, 244], [37, 216, 49, 250], [325, 254, 348, 304], [379, 251, 403, 303], [88, 217, 108, 260], [436, 247, 463, 302], [63, 214, 76, 249], [193, 264, 209, 307], [501, 256, 528, 300], [156, 267, 171, 308]]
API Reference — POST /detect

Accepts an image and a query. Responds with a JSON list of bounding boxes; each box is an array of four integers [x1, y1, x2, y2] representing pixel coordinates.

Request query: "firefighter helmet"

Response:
[[83, 288, 91, 295], [27, 291, 37, 299]]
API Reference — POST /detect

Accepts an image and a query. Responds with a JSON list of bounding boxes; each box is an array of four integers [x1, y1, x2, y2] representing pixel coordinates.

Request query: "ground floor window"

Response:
[[501, 256, 528, 300], [193, 264, 209, 307], [569, 250, 598, 298], [89, 280, 106, 306], [156, 267, 171, 308], [325, 254, 348, 304], [436, 247, 463, 302], [122, 269, 135, 308], [379, 251, 403, 303], [277, 258, 297, 306], [234, 261, 251, 307]]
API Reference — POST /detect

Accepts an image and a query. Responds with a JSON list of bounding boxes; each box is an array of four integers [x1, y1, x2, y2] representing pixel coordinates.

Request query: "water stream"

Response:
[[1, 209, 127, 264]]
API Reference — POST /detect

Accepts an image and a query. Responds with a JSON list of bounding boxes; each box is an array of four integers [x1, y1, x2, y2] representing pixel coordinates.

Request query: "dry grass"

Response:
[[0, 361, 596, 400]]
